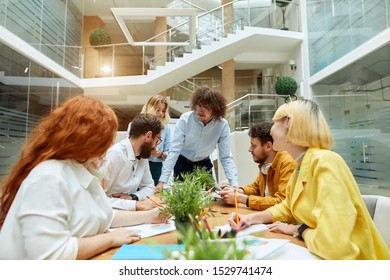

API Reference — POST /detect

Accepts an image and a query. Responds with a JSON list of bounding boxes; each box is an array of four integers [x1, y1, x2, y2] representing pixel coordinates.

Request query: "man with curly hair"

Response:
[[155, 86, 238, 192]]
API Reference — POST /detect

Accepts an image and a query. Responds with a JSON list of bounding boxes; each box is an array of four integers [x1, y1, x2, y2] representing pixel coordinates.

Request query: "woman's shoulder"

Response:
[[310, 148, 344, 163], [23, 160, 72, 188]]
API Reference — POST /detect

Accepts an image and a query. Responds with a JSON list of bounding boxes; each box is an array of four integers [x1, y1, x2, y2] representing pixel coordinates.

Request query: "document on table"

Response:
[[109, 219, 176, 238], [214, 223, 268, 237]]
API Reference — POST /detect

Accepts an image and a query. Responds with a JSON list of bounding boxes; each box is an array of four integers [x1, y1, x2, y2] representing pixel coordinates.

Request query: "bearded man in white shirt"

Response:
[[101, 113, 163, 211]]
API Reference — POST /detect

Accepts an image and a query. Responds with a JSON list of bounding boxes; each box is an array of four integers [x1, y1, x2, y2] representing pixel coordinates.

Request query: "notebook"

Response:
[[112, 244, 185, 260]]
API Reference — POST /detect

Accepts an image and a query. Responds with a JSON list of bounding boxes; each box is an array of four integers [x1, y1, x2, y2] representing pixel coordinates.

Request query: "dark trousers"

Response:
[[149, 161, 162, 186], [174, 154, 213, 181]]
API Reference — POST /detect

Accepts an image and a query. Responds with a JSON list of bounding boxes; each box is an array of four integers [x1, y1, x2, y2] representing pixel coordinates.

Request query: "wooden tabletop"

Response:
[[91, 199, 305, 260]]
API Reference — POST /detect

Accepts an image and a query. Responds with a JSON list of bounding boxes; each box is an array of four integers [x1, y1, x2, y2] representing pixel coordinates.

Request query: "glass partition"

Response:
[[226, 94, 288, 132], [0, 43, 82, 180], [312, 44, 390, 195], [307, 0, 390, 75]]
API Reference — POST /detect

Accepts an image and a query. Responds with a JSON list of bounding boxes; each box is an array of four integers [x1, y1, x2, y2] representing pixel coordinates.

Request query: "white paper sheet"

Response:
[[109, 219, 176, 238], [213, 223, 268, 237]]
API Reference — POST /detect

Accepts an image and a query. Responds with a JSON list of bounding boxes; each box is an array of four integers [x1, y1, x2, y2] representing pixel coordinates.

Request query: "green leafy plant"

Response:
[[275, 76, 298, 97], [89, 29, 111, 51], [160, 168, 213, 223], [191, 166, 216, 191], [168, 222, 247, 260]]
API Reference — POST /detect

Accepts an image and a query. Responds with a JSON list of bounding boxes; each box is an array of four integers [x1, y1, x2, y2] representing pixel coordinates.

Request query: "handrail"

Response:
[[144, 0, 240, 45], [147, 17, 243, 69], [170, 0, 208, 12], [228, 93, 287, 109]]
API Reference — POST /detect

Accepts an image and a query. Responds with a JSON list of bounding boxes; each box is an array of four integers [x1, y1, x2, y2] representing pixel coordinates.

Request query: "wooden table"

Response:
[[91, 199, 305, 260]]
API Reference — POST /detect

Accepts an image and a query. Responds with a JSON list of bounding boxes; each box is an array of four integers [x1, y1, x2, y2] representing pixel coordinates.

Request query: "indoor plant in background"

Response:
[[89, 28, 111, 51], [275, 76, 298, 102]]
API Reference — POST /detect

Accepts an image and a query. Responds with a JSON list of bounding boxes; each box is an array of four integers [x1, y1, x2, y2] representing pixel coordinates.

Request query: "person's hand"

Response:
[[219, 189, 235, 205], [220, 187, 245, 205], [154, 182, 165, 194], [228, 212, 251, 230], [267, 221, 299, 236], [108, 228, 141, 247], [135, 198, 160, 211], [151, 149, 161, 158], [148, 207, 169, 224], [220, 184, 232, 190], [112, 193, 131, 200]]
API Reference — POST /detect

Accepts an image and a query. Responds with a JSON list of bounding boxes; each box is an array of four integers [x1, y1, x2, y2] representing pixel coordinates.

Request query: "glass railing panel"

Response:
[[307, 0, 390, 75], [166, 79, 196, 103], [0, 0, 5, 26], [226, 93, 288, 132]]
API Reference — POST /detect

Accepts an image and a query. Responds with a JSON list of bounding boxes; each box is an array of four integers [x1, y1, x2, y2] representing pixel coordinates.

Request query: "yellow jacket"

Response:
[[241, 151, 297, 210], [269, 148, 390, 259]]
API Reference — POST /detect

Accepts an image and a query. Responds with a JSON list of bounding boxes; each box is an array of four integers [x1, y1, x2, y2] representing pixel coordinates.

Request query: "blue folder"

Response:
[[112, 244, 186, 260]]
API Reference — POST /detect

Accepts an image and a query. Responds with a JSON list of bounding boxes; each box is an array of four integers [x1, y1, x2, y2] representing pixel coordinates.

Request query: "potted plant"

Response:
[[89, 29, 111, 51], [275, 76, 298, 101], [159, 167, 214, 241], [167, 225, 247, 260], [190, 166, 216, 191]]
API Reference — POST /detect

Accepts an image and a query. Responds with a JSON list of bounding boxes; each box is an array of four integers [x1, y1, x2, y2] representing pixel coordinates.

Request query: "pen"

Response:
[[189, 214, 201, 232], [147, 196, 162, 206], [234, 189, 239, 224]]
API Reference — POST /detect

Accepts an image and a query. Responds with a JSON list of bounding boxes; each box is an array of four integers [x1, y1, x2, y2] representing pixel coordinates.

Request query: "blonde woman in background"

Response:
[[127, 94, 171, 185], [229, 99, 390, 259]]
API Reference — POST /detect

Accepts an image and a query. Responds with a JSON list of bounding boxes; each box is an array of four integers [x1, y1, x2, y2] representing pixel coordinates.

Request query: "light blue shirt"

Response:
[[159, 111, 238, 186], [127, 123, 171, 163]]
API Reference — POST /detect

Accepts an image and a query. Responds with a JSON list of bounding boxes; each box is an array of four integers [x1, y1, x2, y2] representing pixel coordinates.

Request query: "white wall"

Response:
[[217, 130, 259, 186]]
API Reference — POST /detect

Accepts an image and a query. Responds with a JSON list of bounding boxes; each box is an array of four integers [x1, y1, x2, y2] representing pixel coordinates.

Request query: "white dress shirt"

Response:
[[101, 138, 155, 210], [159, 111, 239, 186], [0, 160, 114, 260], [127, 123, 171, 163]]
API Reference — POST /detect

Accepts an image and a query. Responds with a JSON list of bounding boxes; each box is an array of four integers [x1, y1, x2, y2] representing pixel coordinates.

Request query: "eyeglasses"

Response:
[[195, 104, 211, 113], [155, 135, 162, 146]]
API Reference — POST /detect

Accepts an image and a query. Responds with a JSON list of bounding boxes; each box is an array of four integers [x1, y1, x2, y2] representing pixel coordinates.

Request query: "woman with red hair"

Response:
[[0, 95, 164, 260]]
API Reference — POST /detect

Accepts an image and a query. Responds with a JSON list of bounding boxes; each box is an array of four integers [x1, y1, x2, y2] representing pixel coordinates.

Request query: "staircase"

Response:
[[82, 26, 303, 109]]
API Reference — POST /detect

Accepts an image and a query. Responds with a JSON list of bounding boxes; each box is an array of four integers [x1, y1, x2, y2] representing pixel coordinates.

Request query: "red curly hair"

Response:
[[0, 95, 118, 228]]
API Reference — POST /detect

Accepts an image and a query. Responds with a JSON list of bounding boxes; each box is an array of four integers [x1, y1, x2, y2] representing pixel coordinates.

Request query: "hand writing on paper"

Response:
[[228, 212, 251, 230], [149, 207, 169, 224]]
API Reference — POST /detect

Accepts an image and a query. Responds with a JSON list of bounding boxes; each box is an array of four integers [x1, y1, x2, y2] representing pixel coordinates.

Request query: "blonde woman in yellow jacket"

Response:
[[229, 99, 390, 260]]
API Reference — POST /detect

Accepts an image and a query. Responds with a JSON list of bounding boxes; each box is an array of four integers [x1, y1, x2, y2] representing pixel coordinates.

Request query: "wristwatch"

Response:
[[159, 151, 167, 161], [297, 224, 309, 240], [129, 194, 139, 201]]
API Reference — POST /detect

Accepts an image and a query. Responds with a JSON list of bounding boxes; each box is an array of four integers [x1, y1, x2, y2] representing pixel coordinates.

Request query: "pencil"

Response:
[[147, 196, 162, 206], [234, 189, 239, 224]]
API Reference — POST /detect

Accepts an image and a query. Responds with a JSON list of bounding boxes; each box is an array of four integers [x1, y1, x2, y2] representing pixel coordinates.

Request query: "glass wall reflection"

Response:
[[312, 44, 390, 195], [0, 43, 82, 179]]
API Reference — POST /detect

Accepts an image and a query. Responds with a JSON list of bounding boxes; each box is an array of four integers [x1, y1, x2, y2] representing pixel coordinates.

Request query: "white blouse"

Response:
[[0, 159, 114, 259]]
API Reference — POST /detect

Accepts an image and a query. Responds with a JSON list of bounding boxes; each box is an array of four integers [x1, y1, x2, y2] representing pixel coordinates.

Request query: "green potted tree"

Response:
[[89, 29, 111, 51], [159, 167, 214, 242], [275, 76, 298, 101]]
